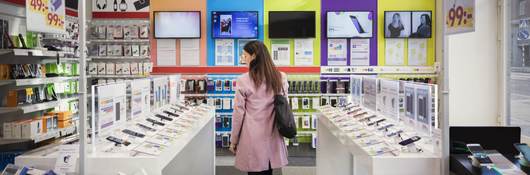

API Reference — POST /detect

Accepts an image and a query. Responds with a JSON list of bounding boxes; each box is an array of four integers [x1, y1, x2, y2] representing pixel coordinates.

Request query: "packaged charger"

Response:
[[106, 63, 115, 75], [97, 62, 106, 75]]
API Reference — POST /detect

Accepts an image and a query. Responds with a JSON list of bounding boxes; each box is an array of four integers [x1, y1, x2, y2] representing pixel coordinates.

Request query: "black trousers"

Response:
[[248, 162, 272, 175]]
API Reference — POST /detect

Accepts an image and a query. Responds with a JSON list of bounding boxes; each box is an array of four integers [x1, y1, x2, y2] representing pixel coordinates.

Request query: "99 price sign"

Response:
[[28, 0, 65, 29], [445, 0, 475, 34]]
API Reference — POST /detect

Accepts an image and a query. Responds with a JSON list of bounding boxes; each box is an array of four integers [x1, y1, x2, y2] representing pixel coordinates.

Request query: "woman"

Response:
[[388, 13, 404, 37], [230, 41, 289, 175], [412, 14, 432, 38]]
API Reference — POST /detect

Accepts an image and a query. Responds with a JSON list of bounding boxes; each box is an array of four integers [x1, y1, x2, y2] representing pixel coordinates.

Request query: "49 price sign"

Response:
[[445, 0, 475, 35], [26, 0, 66, 34]]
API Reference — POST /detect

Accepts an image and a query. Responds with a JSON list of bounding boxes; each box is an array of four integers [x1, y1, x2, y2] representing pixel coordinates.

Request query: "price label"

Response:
[[446, 5, 474, 28], [26, 0, 65, 33], [444, 0, 475, 34]]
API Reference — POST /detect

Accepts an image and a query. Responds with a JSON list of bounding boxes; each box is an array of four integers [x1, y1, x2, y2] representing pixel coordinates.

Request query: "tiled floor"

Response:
[[216, 166, 315, 175]]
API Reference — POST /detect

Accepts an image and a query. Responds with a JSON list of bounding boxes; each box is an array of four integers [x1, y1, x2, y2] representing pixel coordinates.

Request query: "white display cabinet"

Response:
[[15, 104, 216, 175]]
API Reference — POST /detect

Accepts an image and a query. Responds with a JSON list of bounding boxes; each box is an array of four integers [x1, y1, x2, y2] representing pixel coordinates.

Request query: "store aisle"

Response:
[[216, 156, 316, 175]]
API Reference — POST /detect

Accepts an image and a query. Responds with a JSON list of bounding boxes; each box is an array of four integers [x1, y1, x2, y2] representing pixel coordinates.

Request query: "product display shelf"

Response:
[[15, 104, 216, 175], [0, 95, 79, 115], [289, 94, 321, 97], [316, 105, 441, 175], [88, 74, 148, 78], [182, 93, 208, 97], [320, 66, 438, 74], [0, 49, 75, 64], [87, 39, 150, 44], [207, 93, 234, 97], [0, 76, 79, 87], [2, 125, 77, 145], [89, 56, 150, 60], [321, 93, 350, 97]]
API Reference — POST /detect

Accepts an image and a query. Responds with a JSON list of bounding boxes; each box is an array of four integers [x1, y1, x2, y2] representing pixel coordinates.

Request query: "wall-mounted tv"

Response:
[[154, 11, 201, 39], [212, 11, 259, 39], [384, 11, 412, 38], [269, 11, 315, 38], [410, 11, 432, 38], [327, 11, 373, 38]]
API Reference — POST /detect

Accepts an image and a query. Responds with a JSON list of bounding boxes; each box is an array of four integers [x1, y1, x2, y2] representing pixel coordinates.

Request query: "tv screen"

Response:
[[410, 11, 432, 38], [154, 11, 201, 39], [212, 11, 259, 39], [384, 11, 412, 38], [327, 11, 373, 38], [269, 11, 315, 38]]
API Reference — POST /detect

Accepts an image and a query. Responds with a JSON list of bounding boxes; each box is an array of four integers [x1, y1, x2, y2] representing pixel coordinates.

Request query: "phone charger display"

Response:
[[106, 63, 115, 75]]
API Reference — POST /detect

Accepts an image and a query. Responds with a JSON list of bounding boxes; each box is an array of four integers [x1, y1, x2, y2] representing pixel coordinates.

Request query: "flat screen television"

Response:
[[212, 11, 259, 39], [327, 11, 373, 38], [410, 11, 432, 38], [384, 11, 412, 38], [269, 11, 315, 38], [154, 11, 201, 39]]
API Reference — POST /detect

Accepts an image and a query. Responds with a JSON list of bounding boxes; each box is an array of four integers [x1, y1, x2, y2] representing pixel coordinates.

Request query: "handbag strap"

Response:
[[236, 89, 246, 145]]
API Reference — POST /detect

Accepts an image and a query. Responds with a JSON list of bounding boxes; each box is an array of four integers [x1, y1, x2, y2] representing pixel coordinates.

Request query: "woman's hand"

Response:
[[229, 143, 237, 155]]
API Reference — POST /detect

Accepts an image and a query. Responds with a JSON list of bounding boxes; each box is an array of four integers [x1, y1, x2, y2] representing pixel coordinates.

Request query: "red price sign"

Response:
[[47, 12, 65, 28], [29, 0, 48, 14], [446, 5, 474, 28], [445, 0, 475, 34]]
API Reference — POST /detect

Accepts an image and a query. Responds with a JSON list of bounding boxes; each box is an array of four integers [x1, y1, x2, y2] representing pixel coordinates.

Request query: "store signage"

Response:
[[92, 0, 150, 12], [444, 0, 475, 34], [26, 0, 66, 34]]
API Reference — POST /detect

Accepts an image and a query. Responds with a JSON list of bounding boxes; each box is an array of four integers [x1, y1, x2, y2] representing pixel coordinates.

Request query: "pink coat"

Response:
[[231, 72, 289, 172]]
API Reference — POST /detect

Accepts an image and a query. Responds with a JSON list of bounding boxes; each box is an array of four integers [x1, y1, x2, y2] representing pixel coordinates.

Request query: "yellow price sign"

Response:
[[446, 5, 474, 29], [46, 11, 65, 29]]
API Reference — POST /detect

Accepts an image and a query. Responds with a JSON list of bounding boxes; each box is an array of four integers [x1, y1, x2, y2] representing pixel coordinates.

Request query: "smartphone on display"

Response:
[[466, 144, 493, 165], [418, 96, 426, 120], [514, 143, 530, 162], [216, 80, 223, 92], [349, 15, 366, 34], [399, 136, 421, 146], [406, 93, 413, 115], [224, 80, 231, 91]]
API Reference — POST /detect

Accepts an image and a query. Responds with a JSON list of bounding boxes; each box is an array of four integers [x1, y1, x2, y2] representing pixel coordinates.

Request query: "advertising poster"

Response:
[[294, 38, 314, 66], [385, 39, 405, 65], [271, 40, 290, 66], [92, 0, 150, 12], [54, 144, 78, 174], [350, 39, 370, 66], [408, 39, 428, 66], [131, 79, 151, 119], [26, 0, 66, 34], [416, 84, 432, 134], [404, 83, 416, 126], [327, 39, 347, 66], [156, 39, 177, 66], [379, 80, 400, 121], [95, 83, 126, 132], [327, 11, 373, 38], [445, 0, 475, 34], [180, 39, 200, 66], [238, 39, 255, 65], [351, 75, 363, 105], [362, 77, 377, 111], [215, 39, 235, 66]]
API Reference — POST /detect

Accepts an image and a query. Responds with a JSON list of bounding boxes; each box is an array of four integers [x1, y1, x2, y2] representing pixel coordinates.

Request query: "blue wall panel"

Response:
[[207, 0, 264, 66]]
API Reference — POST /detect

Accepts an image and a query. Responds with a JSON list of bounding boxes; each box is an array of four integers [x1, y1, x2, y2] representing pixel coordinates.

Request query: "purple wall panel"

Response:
[[321, 0, 377, 66]]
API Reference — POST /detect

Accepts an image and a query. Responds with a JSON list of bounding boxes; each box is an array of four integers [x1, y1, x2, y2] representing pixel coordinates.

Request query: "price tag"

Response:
[[26, 0, 65, 34], [445, 0, 475, 34]]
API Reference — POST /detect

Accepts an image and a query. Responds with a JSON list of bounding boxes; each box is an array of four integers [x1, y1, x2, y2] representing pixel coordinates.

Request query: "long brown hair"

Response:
[[244, 41, 282, 94]]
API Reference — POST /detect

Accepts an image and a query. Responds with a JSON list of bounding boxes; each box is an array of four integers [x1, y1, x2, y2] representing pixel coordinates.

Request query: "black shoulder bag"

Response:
[[274, 88, 297, 139]]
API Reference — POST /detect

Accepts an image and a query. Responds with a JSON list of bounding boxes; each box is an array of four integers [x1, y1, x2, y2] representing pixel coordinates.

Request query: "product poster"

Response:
[[351, 75, 363, 105], [134, 142, 165, 156], [97, 92, 115, 131], [362, 77, 377, 111], [404, 83, 417, 126], [408, 39, 428, 66], [180, 39, 200, 66], [168, 75, 180, 104], [385, 39, 405, 65], [215, 39, 235, 66], [54, 144, 78, 174], [294, 39, 314, 66], [415, 84, 432, 134], [327, 11, 373, 38], [156, 39, 177, 66], [379, 80, 400, 121], [238, 39, 256, 65], [26, 0, 66, 34], [350, 39, 371, 66], [327, 39, 347, 66], [271, 40, 291, 66], [131, 79, 151, 119], [92, 0, 150, 12]]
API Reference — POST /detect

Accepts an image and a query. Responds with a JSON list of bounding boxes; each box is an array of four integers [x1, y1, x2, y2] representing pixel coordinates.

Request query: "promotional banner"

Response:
[[379, 80, 400, 121], [92, 0, 150, 12], [445, 0, 475, 34], [327, 39, 347, 66], [26, 0, 66, 34], [362, 77, 377, 111], [271, 39, 290, 66], [131, 79, 151, 119]]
